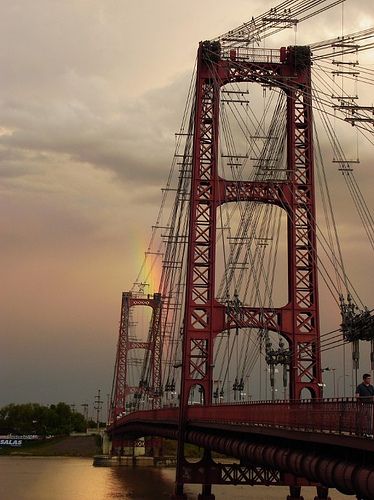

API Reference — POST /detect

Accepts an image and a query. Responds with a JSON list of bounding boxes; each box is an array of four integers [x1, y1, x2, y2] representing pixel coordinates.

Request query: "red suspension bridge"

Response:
[[106, 1, 374, 498]]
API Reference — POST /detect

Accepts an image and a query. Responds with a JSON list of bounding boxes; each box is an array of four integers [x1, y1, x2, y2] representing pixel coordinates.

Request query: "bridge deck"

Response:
[[108, 400, 374, 498]]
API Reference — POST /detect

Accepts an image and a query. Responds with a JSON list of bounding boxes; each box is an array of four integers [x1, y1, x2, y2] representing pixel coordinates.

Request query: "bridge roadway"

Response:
[[108, 400, 374, 499]]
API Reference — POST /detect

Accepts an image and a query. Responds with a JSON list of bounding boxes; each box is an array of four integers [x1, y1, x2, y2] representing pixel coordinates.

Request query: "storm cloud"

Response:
[[1, 0, 373, 410]]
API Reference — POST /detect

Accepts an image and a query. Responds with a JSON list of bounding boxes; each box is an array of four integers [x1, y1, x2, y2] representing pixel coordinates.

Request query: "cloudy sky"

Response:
[[1, 0, 373, 413]]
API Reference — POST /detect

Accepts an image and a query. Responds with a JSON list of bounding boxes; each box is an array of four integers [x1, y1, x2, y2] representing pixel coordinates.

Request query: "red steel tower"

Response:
[[110, 291, 162, 422], [173, 42, 322, 499]]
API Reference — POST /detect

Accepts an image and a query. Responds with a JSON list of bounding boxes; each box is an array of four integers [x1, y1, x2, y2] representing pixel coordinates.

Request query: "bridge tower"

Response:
[[173, 42, 322, 499], [110, 291, 162, 422]]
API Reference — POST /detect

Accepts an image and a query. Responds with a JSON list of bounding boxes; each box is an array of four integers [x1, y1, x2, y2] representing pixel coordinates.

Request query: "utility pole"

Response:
[[94, 389, 103, 431], [81, 403, 89, 421], [106, 393, 110, 425]]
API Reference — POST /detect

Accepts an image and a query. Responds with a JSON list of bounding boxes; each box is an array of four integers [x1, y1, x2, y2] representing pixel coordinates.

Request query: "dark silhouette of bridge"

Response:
[[108, 400, 374, 499]]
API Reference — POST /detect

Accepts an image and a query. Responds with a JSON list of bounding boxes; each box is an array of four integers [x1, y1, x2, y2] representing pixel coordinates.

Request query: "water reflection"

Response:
[[0, 457, 352, 499], [109, 466, 174, 499]]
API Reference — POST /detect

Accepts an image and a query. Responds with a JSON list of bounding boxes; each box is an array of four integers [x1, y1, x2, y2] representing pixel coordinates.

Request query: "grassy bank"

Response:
[[0, 435, 101, 457], [1, 436, 224, 459]]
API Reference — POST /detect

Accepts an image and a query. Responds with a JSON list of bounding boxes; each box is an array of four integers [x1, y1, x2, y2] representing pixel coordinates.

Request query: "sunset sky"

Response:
[[1, 0, 374, 415]]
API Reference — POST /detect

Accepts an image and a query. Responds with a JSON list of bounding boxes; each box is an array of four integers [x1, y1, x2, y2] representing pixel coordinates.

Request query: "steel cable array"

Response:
[[120, 1, 374, 411]]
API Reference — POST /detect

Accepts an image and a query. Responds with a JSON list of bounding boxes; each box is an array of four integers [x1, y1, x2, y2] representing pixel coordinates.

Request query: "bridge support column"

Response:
[[153, 437, 163, 457], [145, 436, 163, 457], [170, 486, 187, 500], [197, 484, 215, 500], [196, 449, 215, 499], [314, 486, 331, 500], [287, 486, 304, 500], [102, 432, 111, 455]]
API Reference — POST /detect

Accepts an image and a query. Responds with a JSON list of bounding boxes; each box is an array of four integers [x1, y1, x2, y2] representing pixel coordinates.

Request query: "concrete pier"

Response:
[[93, 455, 177, 467]]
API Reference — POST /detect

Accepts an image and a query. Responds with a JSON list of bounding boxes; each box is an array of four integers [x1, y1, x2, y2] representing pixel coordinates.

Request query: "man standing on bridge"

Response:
[[355, 373, 374, 401], [355, 373, 374, 437]]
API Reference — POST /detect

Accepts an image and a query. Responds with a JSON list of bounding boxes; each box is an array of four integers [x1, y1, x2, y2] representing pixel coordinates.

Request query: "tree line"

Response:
[[0, 403, 89, 436]]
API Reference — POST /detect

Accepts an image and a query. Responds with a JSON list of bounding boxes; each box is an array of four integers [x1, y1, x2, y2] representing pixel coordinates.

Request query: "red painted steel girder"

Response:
[[195, 434, 370, 498]]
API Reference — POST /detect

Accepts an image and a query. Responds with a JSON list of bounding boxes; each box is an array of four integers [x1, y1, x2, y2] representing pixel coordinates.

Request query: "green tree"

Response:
[[0, 402, 88, 436]]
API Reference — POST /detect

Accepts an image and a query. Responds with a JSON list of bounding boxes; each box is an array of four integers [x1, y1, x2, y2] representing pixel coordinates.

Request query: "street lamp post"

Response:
[[81, 403, 89, 422], [245, 376, 250, 402], [214, 379, 222, 404], [94, 389, 103, 431], [337, 374, 350, 398], [322, 367, 336, 398]]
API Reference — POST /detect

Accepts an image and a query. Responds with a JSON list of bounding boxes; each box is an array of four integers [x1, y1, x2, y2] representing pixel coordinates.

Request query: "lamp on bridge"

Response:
[[317, 382, 326, 398], [219, 388, 224, 402]]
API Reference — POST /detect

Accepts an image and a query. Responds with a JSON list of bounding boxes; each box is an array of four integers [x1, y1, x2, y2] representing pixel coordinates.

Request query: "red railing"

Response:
[[112, 398, 374, 437], [189, 399, 374, 436], [220, 46, 281, 64]]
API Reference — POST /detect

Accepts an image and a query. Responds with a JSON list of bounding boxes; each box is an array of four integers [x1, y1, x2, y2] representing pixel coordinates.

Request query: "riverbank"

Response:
[[0, 435, 212, 459], [0, 435, 101, 457]]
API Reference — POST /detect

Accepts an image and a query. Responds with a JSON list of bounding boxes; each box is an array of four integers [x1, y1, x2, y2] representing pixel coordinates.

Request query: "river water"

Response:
[[0, 457, 353, 499]]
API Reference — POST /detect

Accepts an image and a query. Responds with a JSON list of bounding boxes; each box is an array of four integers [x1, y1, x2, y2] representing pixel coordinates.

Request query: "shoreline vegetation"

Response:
[[0, 399, 222, 460], [0, 436, 219, 459], [0, 404, 208, 459], [0, 435, 101, 457], [0, 402, 106, 457]]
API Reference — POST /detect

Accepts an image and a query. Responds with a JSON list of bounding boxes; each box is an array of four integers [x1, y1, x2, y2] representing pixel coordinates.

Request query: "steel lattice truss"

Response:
[[110, 292, 162, 419]]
